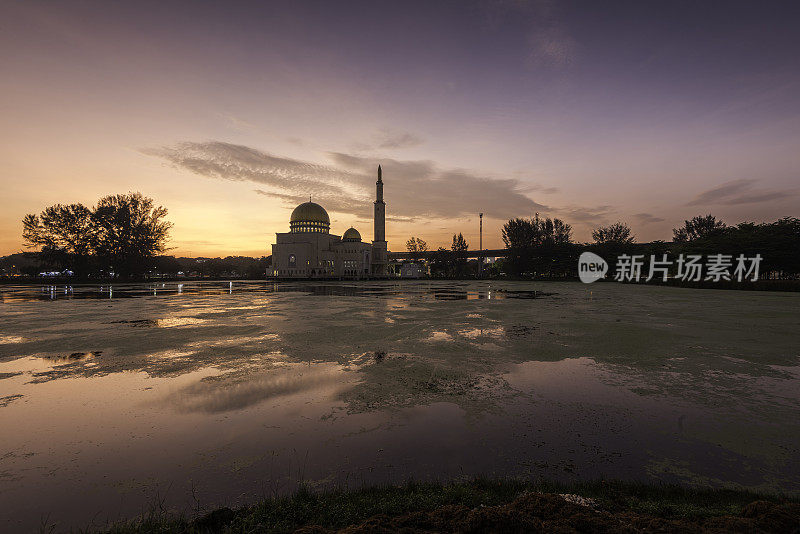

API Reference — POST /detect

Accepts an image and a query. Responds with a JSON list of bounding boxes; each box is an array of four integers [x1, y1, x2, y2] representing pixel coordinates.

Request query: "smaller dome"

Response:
[[342, 227, 361, 242]]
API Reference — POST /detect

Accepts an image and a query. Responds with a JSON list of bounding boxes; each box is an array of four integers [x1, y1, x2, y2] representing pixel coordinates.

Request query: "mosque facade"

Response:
[[270, 165, 388, 278]]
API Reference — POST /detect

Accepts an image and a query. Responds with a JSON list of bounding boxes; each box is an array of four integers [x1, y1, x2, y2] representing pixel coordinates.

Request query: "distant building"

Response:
[[400, 262, 422, 278], [270, 166, 389, 278]]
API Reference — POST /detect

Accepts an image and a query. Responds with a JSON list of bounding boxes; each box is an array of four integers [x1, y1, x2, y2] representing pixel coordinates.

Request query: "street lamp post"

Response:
[[479, 212, 483, 277]]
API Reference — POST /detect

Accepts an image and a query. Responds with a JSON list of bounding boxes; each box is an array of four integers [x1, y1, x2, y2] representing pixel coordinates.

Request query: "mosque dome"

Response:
[[290, 201, 330, 233], [342, 227, 361, 242]]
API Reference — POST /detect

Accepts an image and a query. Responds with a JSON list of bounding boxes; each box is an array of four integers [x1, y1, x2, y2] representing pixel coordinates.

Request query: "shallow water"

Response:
[[0, 280, 798, 531]]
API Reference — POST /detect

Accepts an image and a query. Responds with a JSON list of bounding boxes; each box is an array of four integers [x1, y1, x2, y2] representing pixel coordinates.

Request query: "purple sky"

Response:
[[2, 0, 799, 255]]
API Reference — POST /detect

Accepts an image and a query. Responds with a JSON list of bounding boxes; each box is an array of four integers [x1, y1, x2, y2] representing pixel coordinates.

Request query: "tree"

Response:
[[451, 232, 468, 253], [592, 222, 635, 244], [502, 214, 572, 248], [451, 233, 469, 276], [502, 218, 538, 250], [22, 203, 95, 275], [550, 217, 573, 245], [673, 215, 726, 242], [92, 193, 172, 277], [429, 247, 453, 277], [671, 216, 800, 279], [501, 214, 574, 276], [22, 192, 173, 278], [405, 236, 428, 262]]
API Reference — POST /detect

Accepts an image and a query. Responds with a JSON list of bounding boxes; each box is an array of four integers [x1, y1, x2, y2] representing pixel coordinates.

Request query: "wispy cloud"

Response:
[[552, 204, 615, 224], [145, 141, 545, 220], [328, 152, 547, 219], [687, 179, 797, 206], [633, 212, 665, 224], [375, 130, 423, 149], [143, 142, 361, 210], [686, 179, 753, 206], [520, 183, 560, 194], [351, 129, 424, 152], [218, 112, 257, 131]]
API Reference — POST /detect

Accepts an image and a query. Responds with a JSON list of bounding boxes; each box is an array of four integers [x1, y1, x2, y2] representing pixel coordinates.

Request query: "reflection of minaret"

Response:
[[372, 165, 388, 276]]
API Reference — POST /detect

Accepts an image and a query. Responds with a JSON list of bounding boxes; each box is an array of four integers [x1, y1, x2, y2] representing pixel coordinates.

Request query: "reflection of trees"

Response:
[[431, 289, 468, 300]]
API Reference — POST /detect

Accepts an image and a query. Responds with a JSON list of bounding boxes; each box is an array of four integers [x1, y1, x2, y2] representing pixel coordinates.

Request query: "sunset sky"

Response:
[[2, 0, 799, 257]]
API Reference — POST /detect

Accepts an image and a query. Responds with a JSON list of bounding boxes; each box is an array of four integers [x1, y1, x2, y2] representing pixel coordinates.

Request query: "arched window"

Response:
[[289, 254, 296, 267]]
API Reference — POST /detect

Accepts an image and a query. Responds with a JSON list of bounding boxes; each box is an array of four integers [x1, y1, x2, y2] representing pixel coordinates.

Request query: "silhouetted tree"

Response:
[[673, 215, 727, 242], [92, 193, 172, 277], [451, 233, 468, 253], [405, 236, 428, 262], [592, 222, 634, 244], [428, 247, 452, 277], [501, 214, 574, 276], [451, 233, 469, 276], [22, 192, 172, 278], [22, 203, 95, 276], [502, 214, 572, 248]]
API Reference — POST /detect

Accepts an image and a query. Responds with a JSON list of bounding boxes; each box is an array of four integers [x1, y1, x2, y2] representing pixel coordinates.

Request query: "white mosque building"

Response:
[[270, 165, 388, 278]]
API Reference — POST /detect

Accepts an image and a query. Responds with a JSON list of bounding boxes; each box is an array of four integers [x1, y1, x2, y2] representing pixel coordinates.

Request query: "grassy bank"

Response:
[[103, 478, 800, 533]]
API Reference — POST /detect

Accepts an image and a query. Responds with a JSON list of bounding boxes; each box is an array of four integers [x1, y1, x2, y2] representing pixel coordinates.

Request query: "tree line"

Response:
[[501, 214, 800, 280], [17, 192, 800, 282], [406, 233, 475, 277], [404, 214, 800, 281]]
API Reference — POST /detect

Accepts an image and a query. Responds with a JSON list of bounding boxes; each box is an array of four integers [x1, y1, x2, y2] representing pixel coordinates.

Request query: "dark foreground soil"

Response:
[[107, 480, 800, 534], [290, 493, 800, 533]]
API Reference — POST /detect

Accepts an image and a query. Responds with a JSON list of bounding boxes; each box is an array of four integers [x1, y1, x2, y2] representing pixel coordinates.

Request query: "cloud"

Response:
[[552, 205, 615, 224], [219, 112, 256, 131], [633, 212, 665, 224], [686, 179, 753, 206], [520, 183, 559, 194], [687, 179, 797, 206], [329, 152, 547, 219], [722, 191, 789, 205], [351, 129, 424, 152], [145, 141, 546, 220], [376, 130, 423, 149], [144, 141, 368, 215], [254, 189, 304, 202]]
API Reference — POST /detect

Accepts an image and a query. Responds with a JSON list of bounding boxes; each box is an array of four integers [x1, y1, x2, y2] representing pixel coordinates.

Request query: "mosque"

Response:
[[270, 165, 388, 278]]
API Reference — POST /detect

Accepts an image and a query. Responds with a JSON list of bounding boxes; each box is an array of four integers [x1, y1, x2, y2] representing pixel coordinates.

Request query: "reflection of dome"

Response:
[[342, 227, 361, 242], [290, 202, 330, 233]]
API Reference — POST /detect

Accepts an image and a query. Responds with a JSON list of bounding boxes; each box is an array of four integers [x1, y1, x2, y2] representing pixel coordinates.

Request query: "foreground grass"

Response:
[[98, 478, 800, 533]]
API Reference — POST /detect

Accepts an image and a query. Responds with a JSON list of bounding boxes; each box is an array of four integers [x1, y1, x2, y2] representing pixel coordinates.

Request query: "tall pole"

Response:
[[479, 213, 483, 277]]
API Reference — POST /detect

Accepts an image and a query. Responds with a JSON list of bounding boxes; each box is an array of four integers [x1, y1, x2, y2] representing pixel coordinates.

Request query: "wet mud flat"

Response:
[[0, 280, 799, 531]]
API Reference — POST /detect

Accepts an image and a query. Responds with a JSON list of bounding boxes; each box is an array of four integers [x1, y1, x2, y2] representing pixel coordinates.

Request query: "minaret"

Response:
[[374, 165, 385, 241], [372, 165, 388, 276]]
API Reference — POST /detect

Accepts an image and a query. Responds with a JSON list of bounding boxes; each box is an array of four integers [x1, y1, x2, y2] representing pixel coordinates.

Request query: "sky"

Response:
[[1, 0, 799, 257]]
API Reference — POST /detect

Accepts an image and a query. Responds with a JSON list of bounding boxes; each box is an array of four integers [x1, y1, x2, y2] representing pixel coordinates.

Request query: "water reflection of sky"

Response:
[[0, 281, 798, 531]]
